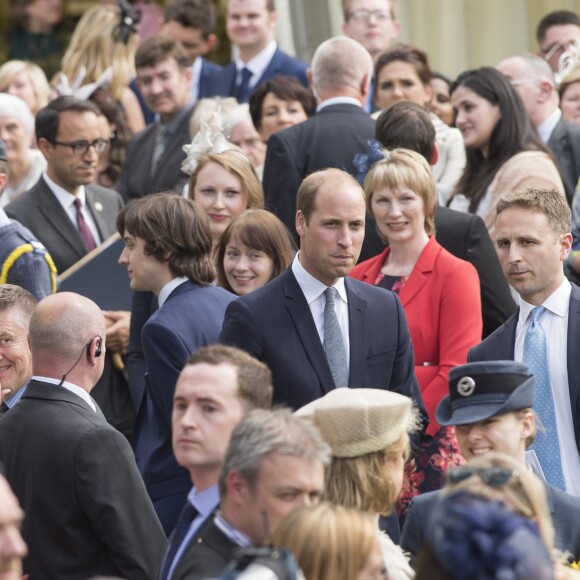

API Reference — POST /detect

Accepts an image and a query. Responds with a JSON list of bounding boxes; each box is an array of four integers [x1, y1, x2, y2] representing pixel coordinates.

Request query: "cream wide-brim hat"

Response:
[[295, 388, 419, 458]]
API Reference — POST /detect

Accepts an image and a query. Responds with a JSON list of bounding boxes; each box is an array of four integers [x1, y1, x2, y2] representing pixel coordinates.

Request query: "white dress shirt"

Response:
[[43, 172, 101, 245], [32, 375, 96, 412], [514, 279, 580, 495], [235, 40, 277, 91], [291, 253, 350, 375], [158, 277, 188, 308], [190, 56, 203, 101], [537, 107, 561, 144], [316, 96, 363, 113]]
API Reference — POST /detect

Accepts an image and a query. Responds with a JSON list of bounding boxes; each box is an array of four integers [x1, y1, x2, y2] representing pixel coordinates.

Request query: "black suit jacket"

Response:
[[220, 267, 425, 419], [548, 117, 580, 204], [5, 176, 123, 274], [468, 282, 580, 454], [116, 103, 194, 202], [262, 103, 383, 262], [0, 380, 167, 580], [171, 515, 238, 580], [401, 484, 580, 564], [206, 47, 308, 102]]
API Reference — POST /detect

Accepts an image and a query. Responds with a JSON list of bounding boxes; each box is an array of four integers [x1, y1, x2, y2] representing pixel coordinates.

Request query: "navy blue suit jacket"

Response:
[[467, 282, 580, 455], [137, 281, 235, 534], [219, 267, 425, 416], [547, 117, 580, 205], [401, 485, 580, 564], [198, 57, 223, 99], [205, 47, 308, 102]]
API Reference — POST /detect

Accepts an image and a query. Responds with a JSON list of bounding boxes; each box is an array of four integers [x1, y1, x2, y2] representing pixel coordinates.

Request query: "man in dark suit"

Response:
[[220, 168, 425, 416], [262, 35, 379, 261], [206, 0, 308, 103], [117, 36, 194, 202], [117, 194, 235, 535], [0, 292, 167, 579], [5, 97, 123, 275], [0, 286, 35, 417], [171, 408, 330, 580], [4, 96, 133, 438], [468, 188, 580, 495], [162, 0, 222, 101], [497, 53, 580, 204], [373, 101, 516, 337], [158, 345, 273, 580], [401, 361, 580, 564]]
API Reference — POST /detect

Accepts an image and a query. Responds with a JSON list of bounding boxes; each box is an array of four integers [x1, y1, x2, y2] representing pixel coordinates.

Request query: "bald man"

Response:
[[0, 293, 167, 580], [262, 36, 381, 261]]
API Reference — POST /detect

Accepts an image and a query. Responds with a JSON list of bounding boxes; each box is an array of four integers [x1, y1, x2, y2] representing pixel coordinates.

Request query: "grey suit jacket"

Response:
[[116, 103, 194, 202], [548, 117, 580, 204], [401, 484, 580, 564], [0, 380, 167, 580], [5, 175, 123, 273]]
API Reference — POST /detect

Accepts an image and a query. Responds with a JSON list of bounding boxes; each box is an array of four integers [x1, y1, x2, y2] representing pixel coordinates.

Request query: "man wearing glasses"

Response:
[[400, 360, 580, 566], [536, 10, 580, 74], [342, 0, 400, 112], [5, 96, 123, 274]]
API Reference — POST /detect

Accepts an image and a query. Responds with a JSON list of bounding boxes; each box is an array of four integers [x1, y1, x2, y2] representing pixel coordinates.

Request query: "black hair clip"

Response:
[[113, 0, 141, 45]]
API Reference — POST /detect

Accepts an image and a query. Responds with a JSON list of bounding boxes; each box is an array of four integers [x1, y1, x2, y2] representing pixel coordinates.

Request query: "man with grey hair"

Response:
[[263, 35, 379, 260], [0, 292, 167, 579], [170, 408, 330, 579], [497, 52, 580, 204], [0, 285, 36, 416]]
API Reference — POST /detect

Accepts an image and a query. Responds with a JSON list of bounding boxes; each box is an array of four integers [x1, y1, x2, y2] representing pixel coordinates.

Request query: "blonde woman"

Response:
[[58, 4, 144, 133], [0, 60, 51, 116], [274, 503, 387, 580], [296, 388, 419, 580]]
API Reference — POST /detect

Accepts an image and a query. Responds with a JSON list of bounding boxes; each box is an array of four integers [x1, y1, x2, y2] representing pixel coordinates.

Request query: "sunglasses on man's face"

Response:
[[446, 466, 516, 487]]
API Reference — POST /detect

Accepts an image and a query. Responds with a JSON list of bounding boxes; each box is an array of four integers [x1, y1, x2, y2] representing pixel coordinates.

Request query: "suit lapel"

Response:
[[567, 285, 580, 416], [398, 240, 439, 307], [498, 314, 517, 359], [282, 270, 335, 392], [346, 278, 366, 387], [255, 48, 281, 87], [85, 186, 110, 241], [36, 178, 86, 259]]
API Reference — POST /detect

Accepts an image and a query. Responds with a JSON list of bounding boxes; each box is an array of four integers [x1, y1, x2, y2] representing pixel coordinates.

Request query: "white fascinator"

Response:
[[52, 66, 113, 101]]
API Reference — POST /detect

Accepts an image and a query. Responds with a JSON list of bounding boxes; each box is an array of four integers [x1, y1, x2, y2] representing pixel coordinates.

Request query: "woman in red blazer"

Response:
[[351, 148, 482, 506]]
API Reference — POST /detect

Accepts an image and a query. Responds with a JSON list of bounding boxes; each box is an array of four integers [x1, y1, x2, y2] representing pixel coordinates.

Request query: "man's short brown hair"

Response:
[[117, 192, 216, 284], [496, 188, 571, 237], [135, 34, 190, 71], [0, 285, 36, 327], [186, 344, 273, 410], [296, 168, 363, 224], [165, 0, 217, 39]]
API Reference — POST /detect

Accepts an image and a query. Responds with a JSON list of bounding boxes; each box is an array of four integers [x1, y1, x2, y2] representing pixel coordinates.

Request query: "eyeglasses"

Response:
[[509, 78, 540, 87], [52, 139, 108, 156], [446, 466, 516, 487], [348, 9, 391, 22]]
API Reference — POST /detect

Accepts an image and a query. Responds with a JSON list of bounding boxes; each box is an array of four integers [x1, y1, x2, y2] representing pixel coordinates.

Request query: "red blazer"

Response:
[[351, 237, 482, 434]]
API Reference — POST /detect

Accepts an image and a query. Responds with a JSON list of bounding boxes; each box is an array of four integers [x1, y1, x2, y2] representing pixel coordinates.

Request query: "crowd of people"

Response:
[[1, 0, 580, 579]]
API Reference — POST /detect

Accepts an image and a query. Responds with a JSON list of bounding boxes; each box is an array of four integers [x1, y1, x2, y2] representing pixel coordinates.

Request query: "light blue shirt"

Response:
[[165, 483, 220, 579], [2, 381, 28, 409]]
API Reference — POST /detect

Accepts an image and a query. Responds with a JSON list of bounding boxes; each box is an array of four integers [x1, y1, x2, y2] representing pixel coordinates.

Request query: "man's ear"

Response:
[[0, 172, 7, 193], [295, 210, 306, 237], [37, 137, 52, 161], [306, 68, 313, 90], [537, 80, 554, 104], [225, 470, 249, 505], [431, 143, 439, 166]]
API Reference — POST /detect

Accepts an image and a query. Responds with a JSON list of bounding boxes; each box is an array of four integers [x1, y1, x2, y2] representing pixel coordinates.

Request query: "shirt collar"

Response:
[[537, 107, 561, 143], [517, 278, 570, 325], [191, 57, 203, 99], [188, 483, 220, 517], [214, 511, 254, 548], [291, 252, 348, 305], [158, 277, 188, 308], [31, 375, 96, 411], [3, 381, 29, 408], [43, 172, 86, 207], [235, 40, 277, 76], [316, 96, 363, 113]]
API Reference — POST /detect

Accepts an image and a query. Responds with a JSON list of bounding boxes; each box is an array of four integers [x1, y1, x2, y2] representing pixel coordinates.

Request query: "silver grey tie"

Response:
[[150, 122, 167, 176], [323, 287, 348, 387]]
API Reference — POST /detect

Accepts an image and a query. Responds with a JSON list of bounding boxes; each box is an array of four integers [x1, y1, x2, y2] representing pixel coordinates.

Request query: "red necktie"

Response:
[[73, 198, 97, 251]]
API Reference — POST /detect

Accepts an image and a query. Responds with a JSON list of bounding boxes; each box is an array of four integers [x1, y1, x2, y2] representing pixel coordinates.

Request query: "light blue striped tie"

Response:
[[324, 287, 348, 388], [524, 306, 566, 490]]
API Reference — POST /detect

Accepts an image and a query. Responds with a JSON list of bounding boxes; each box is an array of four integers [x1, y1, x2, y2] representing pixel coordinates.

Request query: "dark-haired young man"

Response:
[[536, 10, 580, 73], [162, 0, 222, 100], [117, 35, 194, 201], [118, 193, 235, 534]]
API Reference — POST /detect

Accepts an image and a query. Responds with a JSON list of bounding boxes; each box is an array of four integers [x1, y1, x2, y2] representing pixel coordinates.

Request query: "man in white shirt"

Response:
[[469, 188, 580, 496], [496, 53, 580, 204], [0, 292, 167, 579], [117, 193, 236, 535], [206, 0, 308, 103]]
